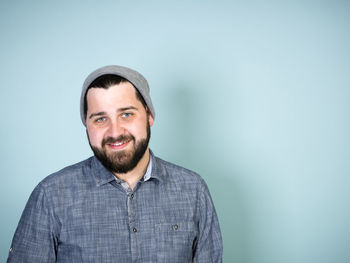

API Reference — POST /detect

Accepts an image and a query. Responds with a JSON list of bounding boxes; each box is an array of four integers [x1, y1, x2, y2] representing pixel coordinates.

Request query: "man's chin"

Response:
[[94, 152, 135, 174]]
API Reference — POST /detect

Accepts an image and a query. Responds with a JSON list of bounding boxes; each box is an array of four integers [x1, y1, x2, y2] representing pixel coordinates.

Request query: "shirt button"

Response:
[[132, 227, 137, 233], [172, 224, 179, 230], [130, 194, 134, 199]]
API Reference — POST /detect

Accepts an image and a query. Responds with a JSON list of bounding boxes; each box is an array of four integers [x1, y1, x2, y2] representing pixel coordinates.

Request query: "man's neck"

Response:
[[113, 148, 150, 190]]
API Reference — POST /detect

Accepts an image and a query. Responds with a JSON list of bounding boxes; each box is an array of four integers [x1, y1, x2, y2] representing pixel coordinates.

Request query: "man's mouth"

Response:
[[107, 139, 131, 149]]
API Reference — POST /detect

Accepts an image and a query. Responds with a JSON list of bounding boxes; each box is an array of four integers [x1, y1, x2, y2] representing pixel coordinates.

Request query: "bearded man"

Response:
[[7, 65, 223, 263]]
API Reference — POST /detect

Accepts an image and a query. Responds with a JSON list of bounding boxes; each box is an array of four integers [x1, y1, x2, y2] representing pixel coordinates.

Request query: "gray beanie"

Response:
[[80, 65, 155, 126]]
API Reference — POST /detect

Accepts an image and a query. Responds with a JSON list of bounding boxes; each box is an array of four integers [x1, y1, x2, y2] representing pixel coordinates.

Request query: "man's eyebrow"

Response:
[[89, 112, 107, 119], [117, 106, 138, 112]]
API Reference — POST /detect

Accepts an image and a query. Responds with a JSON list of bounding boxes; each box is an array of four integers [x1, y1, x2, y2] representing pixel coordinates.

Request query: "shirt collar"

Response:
[[91, 157, 116, 187], [114, 154, 153, 184], [148, 150, 165, 182], [143, 155, 153, 182]]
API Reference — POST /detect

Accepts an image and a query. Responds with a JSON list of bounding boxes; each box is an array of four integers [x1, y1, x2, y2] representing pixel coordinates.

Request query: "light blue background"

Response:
[[1, 1, 349, 262]]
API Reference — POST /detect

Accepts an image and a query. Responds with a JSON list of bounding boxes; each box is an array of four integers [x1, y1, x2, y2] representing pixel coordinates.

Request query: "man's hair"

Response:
[[84, 74, 148, 118]]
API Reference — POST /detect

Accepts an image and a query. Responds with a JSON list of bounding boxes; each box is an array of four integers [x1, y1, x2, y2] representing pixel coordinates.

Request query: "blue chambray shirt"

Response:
[[7, 152, 223, 262]]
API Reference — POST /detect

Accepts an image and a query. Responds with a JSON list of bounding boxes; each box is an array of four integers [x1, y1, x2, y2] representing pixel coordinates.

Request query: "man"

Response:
[[7, 65, 223, 262]]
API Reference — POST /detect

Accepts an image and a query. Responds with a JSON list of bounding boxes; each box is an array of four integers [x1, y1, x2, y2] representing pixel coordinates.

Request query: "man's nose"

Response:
[[107, 120, 124, 137]]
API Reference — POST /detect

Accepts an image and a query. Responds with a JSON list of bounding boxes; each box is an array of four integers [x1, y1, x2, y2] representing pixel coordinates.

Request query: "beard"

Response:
[[88, 123, 151, 174]]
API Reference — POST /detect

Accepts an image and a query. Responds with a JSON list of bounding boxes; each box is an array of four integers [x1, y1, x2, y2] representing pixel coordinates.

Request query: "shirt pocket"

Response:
[[155, 221, 198, 263]]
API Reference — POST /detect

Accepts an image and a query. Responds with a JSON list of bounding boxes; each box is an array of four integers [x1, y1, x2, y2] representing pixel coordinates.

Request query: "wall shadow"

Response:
[[154, 80, 251, 262]]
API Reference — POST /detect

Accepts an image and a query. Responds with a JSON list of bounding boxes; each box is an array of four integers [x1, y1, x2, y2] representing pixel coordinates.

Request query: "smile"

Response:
[[107, 140, 131, 149], [111, 140, 130, 146]]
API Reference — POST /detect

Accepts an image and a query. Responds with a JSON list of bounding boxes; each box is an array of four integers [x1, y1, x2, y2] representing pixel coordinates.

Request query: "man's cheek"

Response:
[[87, 130, 102, 146]]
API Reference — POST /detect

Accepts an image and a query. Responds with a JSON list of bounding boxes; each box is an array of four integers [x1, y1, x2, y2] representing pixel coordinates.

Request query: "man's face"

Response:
[[86, 81, 154, 174]]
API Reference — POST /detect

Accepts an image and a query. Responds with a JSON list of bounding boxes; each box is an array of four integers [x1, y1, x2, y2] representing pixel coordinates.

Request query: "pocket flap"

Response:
[[155, 221, 197, 232]]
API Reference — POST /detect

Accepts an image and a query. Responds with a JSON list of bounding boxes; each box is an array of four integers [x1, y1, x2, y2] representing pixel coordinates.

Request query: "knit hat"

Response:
[[80, 65, 155, 126]]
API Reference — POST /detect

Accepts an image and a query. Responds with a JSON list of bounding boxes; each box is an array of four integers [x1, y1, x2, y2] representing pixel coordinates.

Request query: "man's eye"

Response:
[[121, 112, 132, 118], [96, 117, 106, 123]]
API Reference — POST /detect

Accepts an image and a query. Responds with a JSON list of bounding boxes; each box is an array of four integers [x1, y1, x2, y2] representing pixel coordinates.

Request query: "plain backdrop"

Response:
[[1, 1, 349, 262]]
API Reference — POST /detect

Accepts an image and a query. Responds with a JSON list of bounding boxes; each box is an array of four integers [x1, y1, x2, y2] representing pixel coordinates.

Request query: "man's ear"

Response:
[[146, 107, 154, 127]]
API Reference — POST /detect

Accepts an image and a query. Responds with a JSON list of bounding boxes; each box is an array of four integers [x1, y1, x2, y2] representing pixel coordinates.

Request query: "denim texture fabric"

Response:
[[7, 152, 223, 262]]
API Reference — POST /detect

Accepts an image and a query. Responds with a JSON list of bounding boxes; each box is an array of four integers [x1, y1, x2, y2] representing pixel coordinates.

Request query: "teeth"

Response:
[[111, 140, 129, 146]]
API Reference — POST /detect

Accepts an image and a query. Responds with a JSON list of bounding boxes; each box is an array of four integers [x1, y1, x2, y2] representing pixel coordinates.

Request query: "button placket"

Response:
[[127, 189, 140, 261]]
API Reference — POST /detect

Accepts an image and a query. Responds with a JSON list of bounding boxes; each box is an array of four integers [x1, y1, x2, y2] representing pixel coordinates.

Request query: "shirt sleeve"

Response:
[[7, 182, 58, 263], [193, 181, 223, 263]]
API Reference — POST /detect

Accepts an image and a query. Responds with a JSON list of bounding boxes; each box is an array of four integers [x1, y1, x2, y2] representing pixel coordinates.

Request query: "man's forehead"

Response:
[[86, 84, 142, 112]]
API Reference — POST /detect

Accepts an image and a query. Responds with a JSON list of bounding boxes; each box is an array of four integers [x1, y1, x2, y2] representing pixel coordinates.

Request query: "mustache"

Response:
[[102, 135, 135, 147]]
